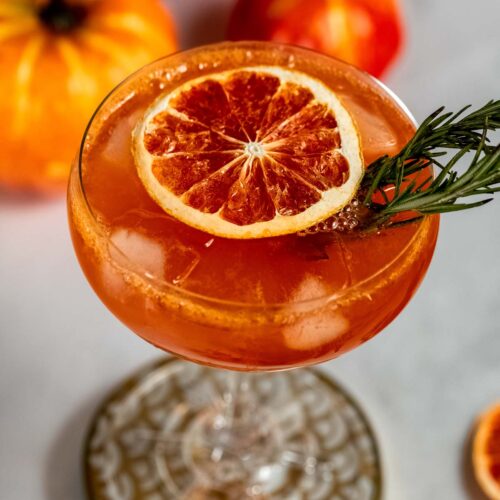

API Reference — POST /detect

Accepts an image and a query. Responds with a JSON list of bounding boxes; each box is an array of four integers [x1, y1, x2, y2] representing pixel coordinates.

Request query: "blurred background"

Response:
[[0, 0, 499, 498]]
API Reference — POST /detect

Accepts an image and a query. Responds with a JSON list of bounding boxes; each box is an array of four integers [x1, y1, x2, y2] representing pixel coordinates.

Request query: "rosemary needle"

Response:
[[362, 100, 500, 225]]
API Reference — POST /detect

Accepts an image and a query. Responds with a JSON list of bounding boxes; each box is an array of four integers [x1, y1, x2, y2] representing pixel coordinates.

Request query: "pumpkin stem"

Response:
[[38, 0, 87, 33]]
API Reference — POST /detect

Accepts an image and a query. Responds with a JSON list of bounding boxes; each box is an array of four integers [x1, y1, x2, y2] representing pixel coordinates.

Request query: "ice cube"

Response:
[[282, 276, 349, 350], [100, 258, 127, 298], [109, 228, 166, 279], [164, 238, 200, 286], [101, 107, 143, 164], [342, 97, 400, 163], [283, 309, 349, 350], [290, 274, 331, 302], [108, 227, 201, 286]]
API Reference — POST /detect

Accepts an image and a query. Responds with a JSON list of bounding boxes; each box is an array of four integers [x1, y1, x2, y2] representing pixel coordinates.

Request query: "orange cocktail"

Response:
[[68, 42, 439, 371]]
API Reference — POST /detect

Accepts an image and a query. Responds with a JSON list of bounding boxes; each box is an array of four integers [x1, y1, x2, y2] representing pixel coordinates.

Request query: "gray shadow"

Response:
[[180, 2, 232, 49], [43, 393, 103, 500], [461, 422, 488, 499]]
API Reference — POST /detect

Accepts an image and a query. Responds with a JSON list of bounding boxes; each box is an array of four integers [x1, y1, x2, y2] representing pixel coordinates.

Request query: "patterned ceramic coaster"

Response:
[[84, 358, 382, 499]]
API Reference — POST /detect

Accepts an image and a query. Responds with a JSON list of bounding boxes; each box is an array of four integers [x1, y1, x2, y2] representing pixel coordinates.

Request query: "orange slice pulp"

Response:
[[473, 402, 500, 499], [133, 66, 363, 238]]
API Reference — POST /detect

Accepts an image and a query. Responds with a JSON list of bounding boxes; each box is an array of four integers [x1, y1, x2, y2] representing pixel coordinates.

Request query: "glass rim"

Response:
[[74, 40, 430, 311]]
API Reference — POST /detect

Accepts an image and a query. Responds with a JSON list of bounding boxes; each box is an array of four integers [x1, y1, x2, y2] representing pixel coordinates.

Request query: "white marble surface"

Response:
[[1, 0, 499, 498]]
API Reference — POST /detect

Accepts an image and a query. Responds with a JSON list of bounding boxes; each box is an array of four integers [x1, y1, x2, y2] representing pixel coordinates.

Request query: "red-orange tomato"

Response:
[[228, 0, 403, 78], [0, 0, 177, 195]]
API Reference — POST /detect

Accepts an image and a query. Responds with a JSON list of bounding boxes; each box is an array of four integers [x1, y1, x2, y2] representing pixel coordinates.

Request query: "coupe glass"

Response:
[[68, 42, 439, 498]]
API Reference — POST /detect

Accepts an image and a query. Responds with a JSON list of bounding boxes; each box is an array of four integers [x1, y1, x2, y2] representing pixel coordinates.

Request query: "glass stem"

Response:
[[221, 371, 255, 427], [185, 370, 280, 495]]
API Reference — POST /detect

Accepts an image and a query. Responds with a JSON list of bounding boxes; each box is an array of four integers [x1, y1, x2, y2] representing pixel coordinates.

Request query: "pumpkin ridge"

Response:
[[79, 29, 143, 71], [0, 19, 37, 42], [94, 13, 172, 49], [14, 34, 44, 134], [56, 37, 97, 101]]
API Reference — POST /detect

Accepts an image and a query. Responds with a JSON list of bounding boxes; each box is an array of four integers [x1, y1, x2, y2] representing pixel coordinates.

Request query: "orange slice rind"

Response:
[[133, 66, 363, 239], [473, 402, 500, 500]]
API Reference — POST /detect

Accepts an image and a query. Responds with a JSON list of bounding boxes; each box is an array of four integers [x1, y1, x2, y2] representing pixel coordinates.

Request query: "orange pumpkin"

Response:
[[0, 0, 177, 194]]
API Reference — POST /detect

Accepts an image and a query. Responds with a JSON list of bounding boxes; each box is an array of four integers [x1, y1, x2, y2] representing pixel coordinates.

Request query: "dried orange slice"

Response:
[[133, 66, 363, 238], [473, 402, 500, 499]]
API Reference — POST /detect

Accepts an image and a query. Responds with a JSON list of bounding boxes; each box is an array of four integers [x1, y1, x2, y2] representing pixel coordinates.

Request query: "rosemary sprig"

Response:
[[363, 100, 500, 225]]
